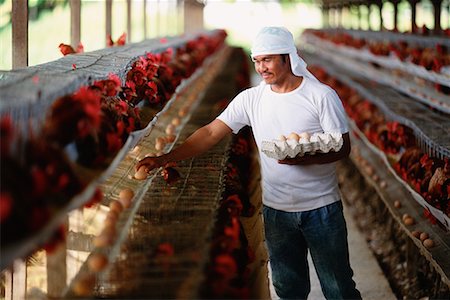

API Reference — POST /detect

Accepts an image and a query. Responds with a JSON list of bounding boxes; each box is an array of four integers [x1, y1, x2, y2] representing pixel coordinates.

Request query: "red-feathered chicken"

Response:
[[59, 42, 84, 56]]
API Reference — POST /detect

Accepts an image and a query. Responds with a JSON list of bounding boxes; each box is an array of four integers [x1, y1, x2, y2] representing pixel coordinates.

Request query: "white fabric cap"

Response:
[[250, 26, 319, 83]]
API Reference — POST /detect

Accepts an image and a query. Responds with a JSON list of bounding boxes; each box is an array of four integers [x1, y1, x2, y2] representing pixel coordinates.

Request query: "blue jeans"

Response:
[[263, 201, 362, 300]]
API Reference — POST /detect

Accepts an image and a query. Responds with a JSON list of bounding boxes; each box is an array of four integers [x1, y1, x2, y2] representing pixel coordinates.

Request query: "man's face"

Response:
[[252, 54, 290, 85]]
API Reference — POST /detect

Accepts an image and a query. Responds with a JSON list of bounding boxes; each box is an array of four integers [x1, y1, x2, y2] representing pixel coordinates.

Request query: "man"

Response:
[[136, 26, 361, 300]]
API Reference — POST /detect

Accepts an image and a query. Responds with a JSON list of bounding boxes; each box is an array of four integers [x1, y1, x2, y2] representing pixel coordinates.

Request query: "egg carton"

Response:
[[261, 132, 343, 160]]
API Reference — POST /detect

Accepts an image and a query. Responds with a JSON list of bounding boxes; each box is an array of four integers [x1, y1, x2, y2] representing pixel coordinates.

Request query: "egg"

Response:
[[365, 165, 375, 176], [279, 135, 287, 141], [287, 132, 300, 142], [155, 137, 166, 151], [379, 180, 387, 189], [88, 253, 109, 272], [72, 275, 95, 296], [403, 216, 415, 226], [411, 230, 421, 239], [104, 213, 118, 228], [119, 188, 134, 208], [423, 238, 434, 248], [394, 200, 402, 208], [134, 166, 148, 180], [109, 200, 123, 214], [178, 106, 188, 117], [93, 232, 115, 248], [145, 152, 156, 158], [419, 232, 429, 241], [298, 132, 311, 142], [171, 117, 181, 126], [165, 134, 176, 143], [119, 188, 134, 201], [365, 165, 374, 176], [165, 124, 176, 135], [103, 217, 117, 228], [155, 137, 166, 144], [402, 213, 410, 221], [119, 196, 132, 209], [130, 146, 140, 156], [94, 226, 117, 247]]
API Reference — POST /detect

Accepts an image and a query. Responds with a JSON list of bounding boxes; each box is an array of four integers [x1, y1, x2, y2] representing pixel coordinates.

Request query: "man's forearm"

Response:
[[159, 120, 232, 165], [160, 127, 219, 164]]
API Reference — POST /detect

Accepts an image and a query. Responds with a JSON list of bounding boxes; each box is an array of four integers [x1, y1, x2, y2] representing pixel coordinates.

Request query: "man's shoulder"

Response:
[[236, 83, 267, 99], [304, 78, 335, 94], [303, 78, 339, 101]]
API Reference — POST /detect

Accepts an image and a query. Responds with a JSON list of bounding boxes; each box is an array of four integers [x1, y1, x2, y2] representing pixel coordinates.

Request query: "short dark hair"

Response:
[[281, 54, 289, 64]]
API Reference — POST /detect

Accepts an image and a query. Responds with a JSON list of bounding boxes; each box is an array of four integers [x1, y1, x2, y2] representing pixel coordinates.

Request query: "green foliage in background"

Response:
[[28, 0, 69, 21]]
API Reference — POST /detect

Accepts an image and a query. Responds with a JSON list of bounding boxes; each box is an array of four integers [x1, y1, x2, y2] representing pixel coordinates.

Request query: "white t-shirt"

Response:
[[217, 77, 349, 212]]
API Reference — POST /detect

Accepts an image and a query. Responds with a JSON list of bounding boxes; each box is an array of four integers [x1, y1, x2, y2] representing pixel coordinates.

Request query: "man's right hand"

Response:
[[135, 155, 166, 173]]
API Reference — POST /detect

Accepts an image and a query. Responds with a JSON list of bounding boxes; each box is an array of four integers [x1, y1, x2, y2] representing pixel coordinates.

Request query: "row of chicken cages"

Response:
[[300, 28, 449, 231], [1, 39, 255, 298], [0, 30, 230, 275]]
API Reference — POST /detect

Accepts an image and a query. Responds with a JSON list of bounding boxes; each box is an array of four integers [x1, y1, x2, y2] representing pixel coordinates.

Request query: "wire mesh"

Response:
[[302, 51, 450, 160], [66, 47, 251, 299]]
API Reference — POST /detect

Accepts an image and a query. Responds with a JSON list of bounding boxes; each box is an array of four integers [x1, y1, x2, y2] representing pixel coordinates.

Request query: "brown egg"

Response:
[[365, 165, 374, 176], [155, 137, 165, 144], [165, 134, 176, 143], [106, 209, 119, 223], [119, 196, 132, 209], [403, 217, 415, 226], [145, 152, 156, 158], [155, 139, 166, 151], [118, 188, 134, 209], [394, 200, 402, 208], [287, 132, 300, 142], [104, 213, 118, 228], [178, 106, 188, 117], [134, 166, 148, 180], [171, 117, 181, 126], [165, 124, 176, 135], [88, 253, 109, 272], [419, 232, 429, 242], [423, 238, 434, 249], [93, 227, 116, 248], [411, 230, 421, 239], [130, 146, 140, 156], [109, 200, 123, 214], [72, 275, 95, 296], [119, 188, 134, 201], [298, 132, 311, 142], [402, 213, 410, 221]]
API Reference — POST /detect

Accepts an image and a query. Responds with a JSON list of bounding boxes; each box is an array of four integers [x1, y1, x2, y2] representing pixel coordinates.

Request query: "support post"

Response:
[[431, 0, 443, 34], [70, 0, 81, 48], [4, 260, 27, 300], [12, 0, 28, 69], [106, 0, 112, 42], [183, 0, 205, 34], [127, 0, 132, 42]]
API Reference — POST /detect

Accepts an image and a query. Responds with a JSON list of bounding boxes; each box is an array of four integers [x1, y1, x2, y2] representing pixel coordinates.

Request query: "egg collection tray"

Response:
[[261, 132, 343, 160]]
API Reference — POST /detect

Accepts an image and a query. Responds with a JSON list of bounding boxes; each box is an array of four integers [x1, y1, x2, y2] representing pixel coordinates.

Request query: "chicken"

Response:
[[160, 166, 181, 185], [106, 33, 127, 47], [59, 43, 76, 56], [59, 42, 84, 56]]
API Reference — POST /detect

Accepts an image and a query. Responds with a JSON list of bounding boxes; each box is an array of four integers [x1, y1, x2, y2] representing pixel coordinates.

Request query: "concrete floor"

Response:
[[268, 203, 396, 300]]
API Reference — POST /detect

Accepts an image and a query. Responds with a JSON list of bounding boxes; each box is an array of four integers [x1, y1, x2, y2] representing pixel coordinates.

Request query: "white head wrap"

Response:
[[250, 26, 319, 83]]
